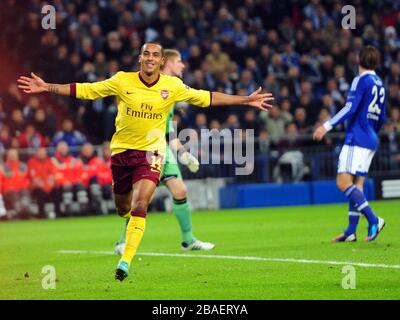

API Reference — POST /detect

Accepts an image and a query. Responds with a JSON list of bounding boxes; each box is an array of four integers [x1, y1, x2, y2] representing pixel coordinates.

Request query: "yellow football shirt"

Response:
[[74, 72, 211, 155]]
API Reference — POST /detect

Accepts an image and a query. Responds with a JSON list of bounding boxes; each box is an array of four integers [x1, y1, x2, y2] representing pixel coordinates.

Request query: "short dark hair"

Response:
[[140, 42, 164, 56], [359, 46, 380, 70]]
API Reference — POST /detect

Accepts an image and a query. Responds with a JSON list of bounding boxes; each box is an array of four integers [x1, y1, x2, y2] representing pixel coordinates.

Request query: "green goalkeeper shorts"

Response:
[[159, 145, 182, 186]]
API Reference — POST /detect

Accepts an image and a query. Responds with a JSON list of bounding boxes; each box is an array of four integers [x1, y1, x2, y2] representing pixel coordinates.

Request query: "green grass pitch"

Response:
[[0, 200, 399, 300]]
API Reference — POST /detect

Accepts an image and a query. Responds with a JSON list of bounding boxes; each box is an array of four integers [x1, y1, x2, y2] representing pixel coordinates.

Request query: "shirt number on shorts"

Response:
[[150, 155, 162, 172]]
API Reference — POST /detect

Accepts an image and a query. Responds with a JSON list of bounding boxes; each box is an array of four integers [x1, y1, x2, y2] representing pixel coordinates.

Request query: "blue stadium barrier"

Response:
[[220, 182, 312, 208], [219, 179, 375, 208], [310, 179, 375, 204]]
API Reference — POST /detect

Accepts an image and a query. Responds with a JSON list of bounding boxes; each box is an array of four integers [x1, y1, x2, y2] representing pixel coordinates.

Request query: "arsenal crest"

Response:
[[160, 90, 169, 99]]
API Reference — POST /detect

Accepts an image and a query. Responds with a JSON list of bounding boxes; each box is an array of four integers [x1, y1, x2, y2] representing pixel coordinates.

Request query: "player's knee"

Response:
[[116, 203, 131, 217], [336, 175, 352, 192], [132, 199, 149, 212], [172, 184, 187, 200]]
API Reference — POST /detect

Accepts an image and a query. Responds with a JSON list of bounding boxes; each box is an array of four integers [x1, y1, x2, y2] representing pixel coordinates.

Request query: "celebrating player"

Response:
[[313, 46, 386, 243], [114, 49, 214, 255], [17, 42, 274, 281]]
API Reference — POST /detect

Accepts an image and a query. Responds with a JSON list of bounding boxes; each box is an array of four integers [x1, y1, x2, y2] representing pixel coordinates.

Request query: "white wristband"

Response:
[[323, 121, 333, 132]]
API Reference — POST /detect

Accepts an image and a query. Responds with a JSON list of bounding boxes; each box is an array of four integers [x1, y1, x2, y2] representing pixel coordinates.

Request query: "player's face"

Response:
[[139, 44, 164, 75], [168, 56, 185, 78]]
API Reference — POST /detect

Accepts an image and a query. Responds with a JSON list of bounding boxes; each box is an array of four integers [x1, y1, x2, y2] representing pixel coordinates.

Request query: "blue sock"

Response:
[[344, 185, 378, 226], [344, 202, 360, 235]]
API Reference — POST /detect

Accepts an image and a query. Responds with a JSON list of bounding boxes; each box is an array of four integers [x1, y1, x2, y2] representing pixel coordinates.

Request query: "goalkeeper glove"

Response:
[[179, 151, 200, 173]]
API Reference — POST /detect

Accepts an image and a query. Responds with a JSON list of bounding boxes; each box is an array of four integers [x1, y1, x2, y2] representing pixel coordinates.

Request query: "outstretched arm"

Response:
[[17, 73, 71, 96], [18, 72, 120, 100], [211, 87, 274, 112], [313, 76, 364, 141]]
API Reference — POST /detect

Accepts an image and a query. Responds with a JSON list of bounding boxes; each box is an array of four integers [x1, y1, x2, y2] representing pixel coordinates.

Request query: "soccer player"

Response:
[[114, 49, 215, 255], [313, 46, 386, 242], [17, 42, 273, 281]]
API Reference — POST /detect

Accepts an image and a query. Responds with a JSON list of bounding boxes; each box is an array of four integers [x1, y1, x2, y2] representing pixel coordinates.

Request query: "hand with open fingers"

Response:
[[313, 125, 327, 141], [17, 72, 47, 94], [179, 151, 200, 173], [248, 87, 274, 112]]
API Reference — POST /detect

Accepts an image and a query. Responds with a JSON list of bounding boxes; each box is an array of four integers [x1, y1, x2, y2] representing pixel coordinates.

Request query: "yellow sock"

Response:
[[120, 216, 146, 266]]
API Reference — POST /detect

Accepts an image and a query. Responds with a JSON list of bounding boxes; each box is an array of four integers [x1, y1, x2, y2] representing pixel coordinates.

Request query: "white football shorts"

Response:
[[337, 145, 375, 176]]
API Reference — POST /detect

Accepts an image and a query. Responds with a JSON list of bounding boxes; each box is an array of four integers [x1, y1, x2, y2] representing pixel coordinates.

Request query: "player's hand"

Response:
[[248, 87, 274, 112], [313, 126, 327, 141], [179, 151, 200, 173], [17, 72, 47, 94]]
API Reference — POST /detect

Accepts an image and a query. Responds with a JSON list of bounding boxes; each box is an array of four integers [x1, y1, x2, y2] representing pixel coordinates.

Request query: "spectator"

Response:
[[27, 147, 56, 218], [281, 42, 300, 68], [387, 83, 400, 108], [268, 54, 287, 82], [193, 113, 208, 133], [0, 97, 6, 124], [205, 42, 232, 75], [2, 149, 32, 219], [389, 108, 400, 131], [260, 107, 287, 145], [294, 107, 311, 134], [51, 119, 87, 154], [32, 108, 55, 141], [278, 123, 303, 150], [98, 142, 114, 213], [281, 99, 294, 124], [22, 96, 40, 122], [257, 129, 271, 154], [79, 143, 109, 215], [9, 109, 26, 138], [0, 126, 11, 151], [3, 84, 23, 111], [209, 119, 221, 130], [236, 69, 257, 95], [326, 78, 345, 107], [0, 168, 7, 220], [242, 110, 261, 136], [51, 141, 88, 217], [321, 94, 337, 117], [222, 114, 241, 132], [18, 124, 46, 149]]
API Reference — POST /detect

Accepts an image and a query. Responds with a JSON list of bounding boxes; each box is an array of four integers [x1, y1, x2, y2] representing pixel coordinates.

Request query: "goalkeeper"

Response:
[[115, 49, 215, 253]]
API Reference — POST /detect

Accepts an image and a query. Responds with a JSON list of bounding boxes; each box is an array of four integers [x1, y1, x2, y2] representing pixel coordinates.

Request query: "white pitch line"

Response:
[[57, 250, 400, 269]]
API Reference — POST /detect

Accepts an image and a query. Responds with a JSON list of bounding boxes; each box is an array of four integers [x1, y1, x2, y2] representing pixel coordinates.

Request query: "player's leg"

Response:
[[332, 172, 358, 242], [111, 152, 136, 254], [116, 178, 156, 281], [353, 175, 385, 241], [334, 146, 384, 242], [114, 191, 132, 253], [165, 177, 215, 250], [115, 150, 163, 281], [345, 176, 364, 236], [165, 177, 193, 243], [333, 145, 362, 242]]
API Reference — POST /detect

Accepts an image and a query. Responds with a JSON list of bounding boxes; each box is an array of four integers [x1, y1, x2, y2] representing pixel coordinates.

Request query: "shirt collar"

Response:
[[360, 70, 376, 77]]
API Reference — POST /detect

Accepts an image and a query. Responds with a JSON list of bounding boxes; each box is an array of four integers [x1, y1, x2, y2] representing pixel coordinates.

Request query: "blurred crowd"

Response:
[[0, 141, 114, 220], [1, 0, 400, 151], [1, 0, 400, 194]]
